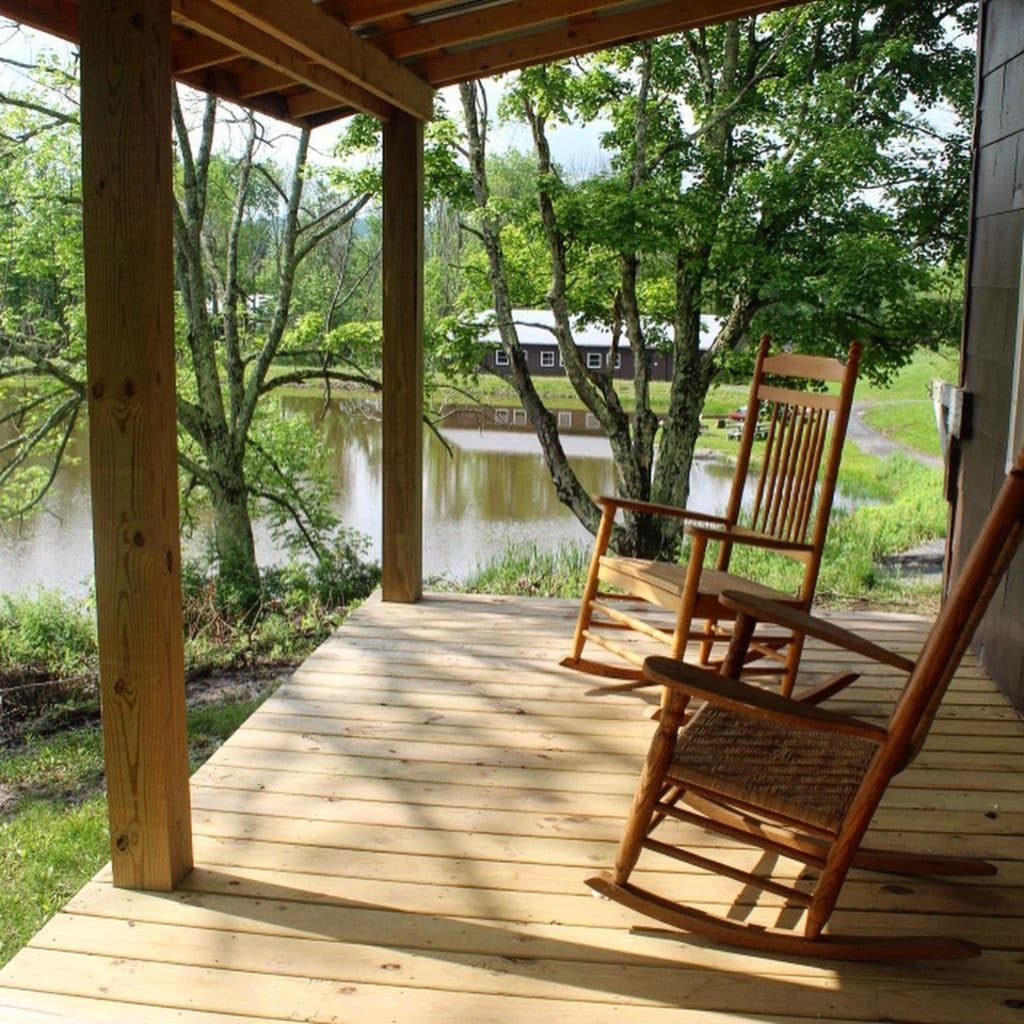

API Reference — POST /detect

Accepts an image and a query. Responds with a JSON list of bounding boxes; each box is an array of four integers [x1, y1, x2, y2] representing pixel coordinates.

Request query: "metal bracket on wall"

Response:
[[931, 380, 967, 458]]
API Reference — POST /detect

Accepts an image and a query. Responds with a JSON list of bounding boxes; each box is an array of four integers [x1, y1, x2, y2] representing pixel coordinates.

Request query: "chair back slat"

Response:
[[745, 354, 857, 551], [762, 351, 851, 381], [748, 400, 781, 532], [766, 405, 803, 537], [720, 337, 771, 531], [794, 408, 829, 540], [757, 385, 842, 411], [890, 455, 1024, 768], [717, 337, 859, 594], [754, 405, 790, 536], [778, 411, 809, 540], [781, 408, 812, 539]]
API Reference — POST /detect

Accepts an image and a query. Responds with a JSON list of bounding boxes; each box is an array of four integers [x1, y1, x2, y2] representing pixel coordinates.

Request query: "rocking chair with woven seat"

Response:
[[587, 446, 1024, 961], [563, 335, 860, 697]]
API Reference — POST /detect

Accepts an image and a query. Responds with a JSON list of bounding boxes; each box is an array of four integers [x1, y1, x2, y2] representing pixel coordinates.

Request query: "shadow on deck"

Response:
[[1, 592, 1022, 1023]]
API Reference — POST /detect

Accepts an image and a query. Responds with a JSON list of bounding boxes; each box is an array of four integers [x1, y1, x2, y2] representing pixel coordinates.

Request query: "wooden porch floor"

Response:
[[1, 592, 1022, 1023]]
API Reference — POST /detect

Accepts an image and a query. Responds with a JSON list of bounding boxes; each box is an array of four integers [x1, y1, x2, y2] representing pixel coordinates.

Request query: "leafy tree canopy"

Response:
[[418, 0, 975, 556]]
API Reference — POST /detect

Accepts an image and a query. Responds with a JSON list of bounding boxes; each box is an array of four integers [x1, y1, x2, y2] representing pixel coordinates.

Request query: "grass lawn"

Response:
[[0, 690, 275, 968], [858, 347, 959, 457]]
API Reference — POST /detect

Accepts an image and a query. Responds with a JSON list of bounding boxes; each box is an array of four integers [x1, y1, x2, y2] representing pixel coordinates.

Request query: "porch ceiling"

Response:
[[0, 0, 798, 125]]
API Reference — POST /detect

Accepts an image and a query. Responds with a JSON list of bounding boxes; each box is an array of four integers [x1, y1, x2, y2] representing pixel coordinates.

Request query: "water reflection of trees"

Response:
[[0, 393, 743, 592]]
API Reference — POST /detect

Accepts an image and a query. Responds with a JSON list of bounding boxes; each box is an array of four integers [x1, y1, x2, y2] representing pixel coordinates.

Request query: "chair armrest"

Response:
[[719, 590, 917, 674], [595, 495, 730, 524], [684, 523, 814, 555], [643, 656, 889, 743]]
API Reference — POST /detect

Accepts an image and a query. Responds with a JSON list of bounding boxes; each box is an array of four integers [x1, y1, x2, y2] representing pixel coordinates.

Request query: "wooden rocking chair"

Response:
[[587, 446, 1024, 961], [563, 336, 860, 697]]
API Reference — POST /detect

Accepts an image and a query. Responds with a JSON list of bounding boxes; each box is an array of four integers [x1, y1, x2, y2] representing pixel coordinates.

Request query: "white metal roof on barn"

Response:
[[479, 308, 721, 350]]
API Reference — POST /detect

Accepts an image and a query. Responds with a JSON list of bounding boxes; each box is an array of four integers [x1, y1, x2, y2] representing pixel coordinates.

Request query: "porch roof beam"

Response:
[[421, 0, 797, 85], [382, 0, 632, 60], [176, 64, 297, 124], [172, 0, 395, 120], [0, 0, 76, 40], [199, 0, 434, 119], [171, 31, 237, 74]]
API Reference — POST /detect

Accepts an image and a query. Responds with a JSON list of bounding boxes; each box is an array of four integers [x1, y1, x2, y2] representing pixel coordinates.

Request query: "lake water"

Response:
[[0, 395, 739, 596]]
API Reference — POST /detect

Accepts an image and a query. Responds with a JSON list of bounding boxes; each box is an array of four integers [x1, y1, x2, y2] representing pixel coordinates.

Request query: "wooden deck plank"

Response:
[[0, 960, 890, 1024], [193, 761, 1024, 812], [79, 850, 1023, 922], [202, 742, 1024, 795], [2, 593, 1022, 1023], [183, 784, 1024, 842], [53, 880, 1024, 982], [19, 917, 1021, 1022], [0, 989, 290, 1024], [262, 684, 1024, 721]]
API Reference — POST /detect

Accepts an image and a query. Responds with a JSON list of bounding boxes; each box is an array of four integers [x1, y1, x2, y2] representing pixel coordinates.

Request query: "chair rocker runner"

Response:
[[587, 446, 1024, 961], [563, 335, 860, 697]]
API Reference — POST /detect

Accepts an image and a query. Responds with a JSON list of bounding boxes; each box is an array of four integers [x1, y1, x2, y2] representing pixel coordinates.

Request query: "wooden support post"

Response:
[[381, 111, 424, 602], [81, 0, 193, 889]]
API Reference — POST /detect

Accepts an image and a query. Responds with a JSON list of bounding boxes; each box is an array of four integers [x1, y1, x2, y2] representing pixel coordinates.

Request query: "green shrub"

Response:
[[459, 541, 590, 597], [262, 531, 381, 612], [0, 591, 97, 678], [181, 537, 380, 670]]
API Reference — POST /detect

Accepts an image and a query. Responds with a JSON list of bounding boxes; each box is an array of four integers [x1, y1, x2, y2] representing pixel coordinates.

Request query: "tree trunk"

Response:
[[208, 468, 260, 611], [459, 81, 603, 536]]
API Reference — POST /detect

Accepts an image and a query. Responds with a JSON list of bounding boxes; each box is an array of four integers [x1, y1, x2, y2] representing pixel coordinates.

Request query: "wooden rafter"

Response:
[[420, 0, 798, 86], [171, 30, 235, 73], [0, 0, 76, 41], [288, 89, 354, 119], [381, 0, 633, 59], [319, 0, 430, 29], [172, 0, 394, 120], [232, 62, 294, 100], [176, 64, 295, 123], [203, 0, 434, 118]]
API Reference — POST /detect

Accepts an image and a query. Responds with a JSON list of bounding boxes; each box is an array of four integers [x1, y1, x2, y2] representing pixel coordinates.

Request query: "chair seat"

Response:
[[600, 556, 800, 612], [668, 705, 881, 833]]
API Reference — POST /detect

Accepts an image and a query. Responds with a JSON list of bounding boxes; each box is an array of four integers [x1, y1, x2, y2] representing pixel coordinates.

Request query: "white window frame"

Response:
[[586, 351, 603, 370], [557, 410, 573, 428], [585, 412, 599, 429], [608, 351, 622, 370], [494, 349, 510, 367], [540, 350, 556, 368], [512, 408, 527, 426]]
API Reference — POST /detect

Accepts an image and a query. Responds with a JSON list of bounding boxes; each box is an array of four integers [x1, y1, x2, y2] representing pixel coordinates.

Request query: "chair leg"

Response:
[[780, 630, 806, 698], [797, 672, 861, 705], [669, 533, 707, 661], [613, 699, 688, 884], [568, 504, 617, 663]]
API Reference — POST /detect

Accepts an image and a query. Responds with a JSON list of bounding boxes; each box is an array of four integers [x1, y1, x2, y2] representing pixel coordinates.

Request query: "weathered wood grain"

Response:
[[1, 594, 1021, 1022]]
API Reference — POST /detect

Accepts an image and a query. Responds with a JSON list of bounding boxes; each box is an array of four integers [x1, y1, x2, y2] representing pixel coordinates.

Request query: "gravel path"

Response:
[[848, 402, 946, 576], [847, 401, 944, 471]]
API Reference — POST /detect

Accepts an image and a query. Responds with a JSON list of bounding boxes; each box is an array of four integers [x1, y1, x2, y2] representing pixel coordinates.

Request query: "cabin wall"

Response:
[[956, 0, 1024, 709]]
